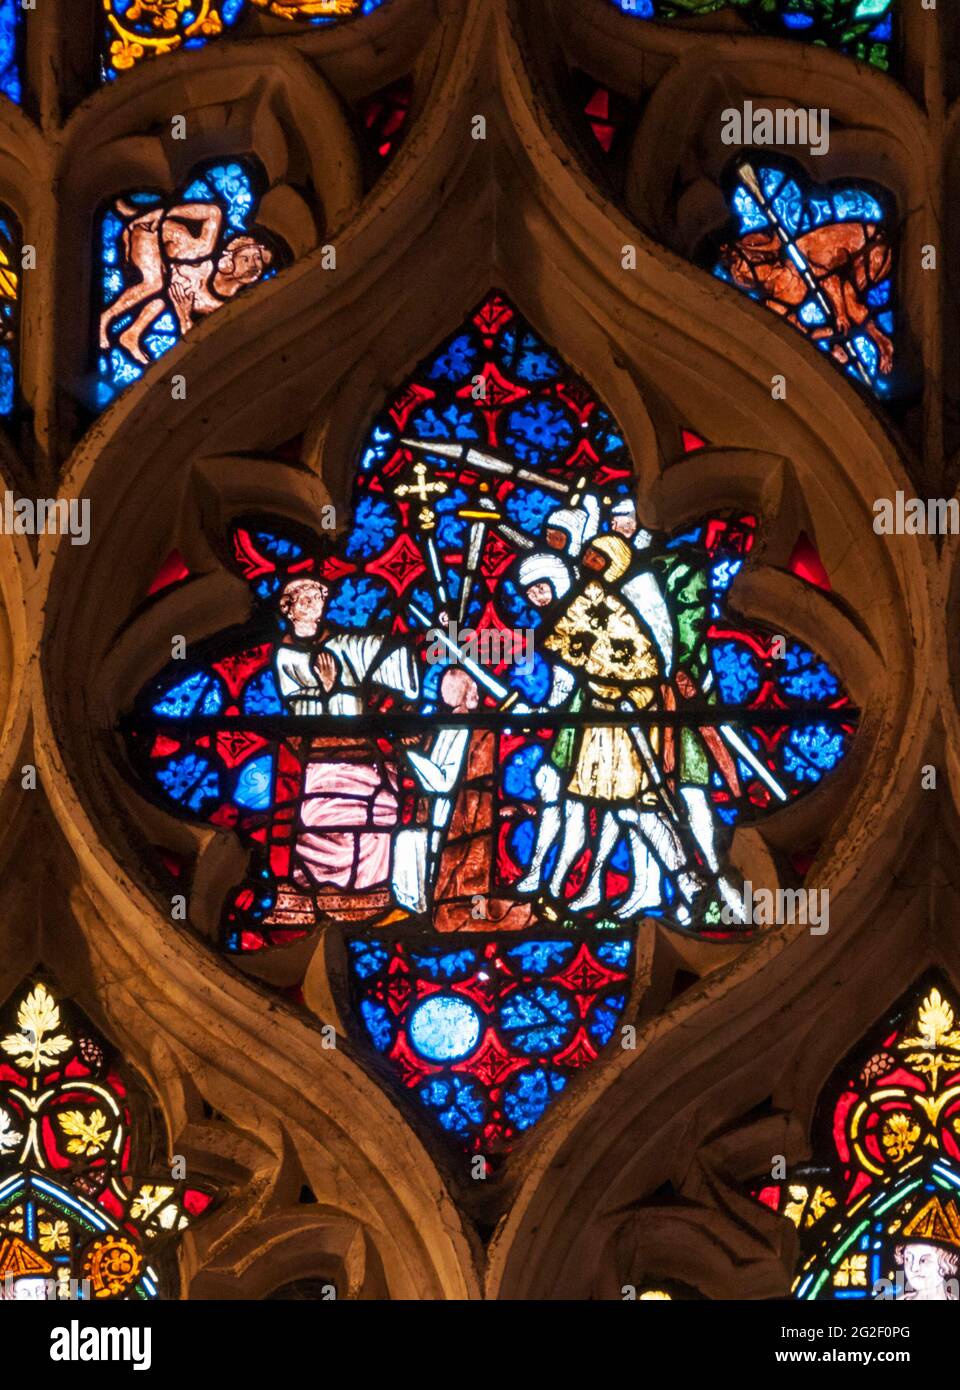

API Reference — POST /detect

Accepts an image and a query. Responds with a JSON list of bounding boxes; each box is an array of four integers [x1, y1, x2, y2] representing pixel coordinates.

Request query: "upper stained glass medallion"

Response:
[[607, 0, 894, 70], [102, 0, 390, 79]]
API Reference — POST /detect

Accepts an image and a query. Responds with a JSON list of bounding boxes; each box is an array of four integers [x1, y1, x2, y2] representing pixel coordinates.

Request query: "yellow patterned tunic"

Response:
[[544, 581, 661, 803]]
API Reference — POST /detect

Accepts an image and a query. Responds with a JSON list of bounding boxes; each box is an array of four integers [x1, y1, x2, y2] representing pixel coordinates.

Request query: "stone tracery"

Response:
[[0, 0, 949, 1300]]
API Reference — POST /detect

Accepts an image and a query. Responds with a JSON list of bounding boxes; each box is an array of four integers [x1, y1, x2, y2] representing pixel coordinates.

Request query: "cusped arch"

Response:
[[21, 0, 942, 1294], [0, 961, 226, 1299], [189, 1210, 388, 1299]]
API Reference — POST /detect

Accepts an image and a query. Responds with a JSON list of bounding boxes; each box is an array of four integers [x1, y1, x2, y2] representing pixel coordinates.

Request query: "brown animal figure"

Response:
[[720, 220, 894, 375]]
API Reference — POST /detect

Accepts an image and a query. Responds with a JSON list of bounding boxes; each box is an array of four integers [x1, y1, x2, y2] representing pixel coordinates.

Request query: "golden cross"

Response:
[[396, 461, 448, 505], [396, 461, 449, 531]]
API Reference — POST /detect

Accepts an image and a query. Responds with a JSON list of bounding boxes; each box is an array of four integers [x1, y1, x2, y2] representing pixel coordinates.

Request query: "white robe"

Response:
[[275, 634, 418, 715], [274, 634, 419, 892]]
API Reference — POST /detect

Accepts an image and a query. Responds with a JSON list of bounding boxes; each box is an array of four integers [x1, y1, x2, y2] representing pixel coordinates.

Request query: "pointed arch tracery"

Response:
[[0, 0, 942, 1299], [0, 975, 215, 1299], [754, 973, 960, 1300]]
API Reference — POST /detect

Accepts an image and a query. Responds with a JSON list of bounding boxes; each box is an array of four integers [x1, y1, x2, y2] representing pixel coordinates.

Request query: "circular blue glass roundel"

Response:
[[409, 995, 481, 1062]]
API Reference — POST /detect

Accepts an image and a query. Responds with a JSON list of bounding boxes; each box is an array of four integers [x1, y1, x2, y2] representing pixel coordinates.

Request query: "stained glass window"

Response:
[[0, 0, 22, 105], [97, 158, 284, 410], [124, 292, 856, 1153], [0, 980, 213, 1300], [251, 0, 388, 20], [358, 78, 413, 165], [582, 88, 618, 153], [571, 72, 634, 161], [351, 935, 632, 1155], [103, 0, 390, 79], [754, 979, 960, 1301], [0, 207, 19, 418], [712, 159, 896, 396], [608, 0, 894, 70]]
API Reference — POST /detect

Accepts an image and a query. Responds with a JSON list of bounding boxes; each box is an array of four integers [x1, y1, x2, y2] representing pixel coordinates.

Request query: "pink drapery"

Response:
[[295, 761, 399, 890]]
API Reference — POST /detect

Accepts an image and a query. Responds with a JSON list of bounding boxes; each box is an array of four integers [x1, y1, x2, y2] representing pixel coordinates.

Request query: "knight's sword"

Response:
[[408, 601, 510, 703], [425, 535, 449, 612], [719, 723, 788, 802], [400, 437, 570, 495]]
